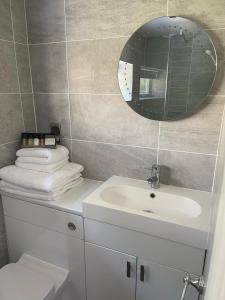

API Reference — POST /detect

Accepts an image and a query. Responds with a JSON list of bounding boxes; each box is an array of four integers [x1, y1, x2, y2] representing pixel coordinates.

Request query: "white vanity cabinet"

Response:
[[85, 243, 136, 300], [85, 219, 205, 300], [136, 259, 198, 300], [85, 243, 198, 300], [2, 196, 86, 300]]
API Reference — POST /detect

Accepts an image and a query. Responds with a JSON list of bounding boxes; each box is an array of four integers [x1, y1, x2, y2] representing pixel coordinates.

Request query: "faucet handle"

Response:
[[144, 164, 160, 171], [152, 164, 160, 171]]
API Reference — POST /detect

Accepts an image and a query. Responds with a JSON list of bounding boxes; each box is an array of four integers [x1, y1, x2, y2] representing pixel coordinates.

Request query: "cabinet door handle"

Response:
[[67, 222, 76, 231], [140, 265, 145, 282], [127, 261, 131, 278]]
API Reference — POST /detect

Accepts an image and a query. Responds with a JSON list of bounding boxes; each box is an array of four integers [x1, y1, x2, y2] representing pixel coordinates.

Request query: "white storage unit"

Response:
[[2, 195, 86, 300], [85, 219, 205, 300]]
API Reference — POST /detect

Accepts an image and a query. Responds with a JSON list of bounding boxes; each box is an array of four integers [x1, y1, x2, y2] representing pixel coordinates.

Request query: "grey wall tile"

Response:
[[67, 40, 94, 93], [15, 44, 32, 93], [30, 43, 67, 93], [0, 0, 13, 41], [27, 0, 225, 192], [158, 150, 216, 191], [26, 0, 66, 43], [68, 37, 127, 94], [159, 96, 225, 154], [168, 0, 225, 29], [21, 94, 36, 132], [0, 41, 19, 93], [72, 140, 157, 180], [0, 94, 24, 144], [34, 93, 70, 138], [66, 0, 167, 40], [61, 138, 72, 160], [0, 141, 19, 167], [11, 0, 27, 43], [70, 93, 159, 148]]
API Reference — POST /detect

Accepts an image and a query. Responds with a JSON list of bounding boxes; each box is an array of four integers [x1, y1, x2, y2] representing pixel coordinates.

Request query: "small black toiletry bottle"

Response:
[[40, 134, 45, 146]]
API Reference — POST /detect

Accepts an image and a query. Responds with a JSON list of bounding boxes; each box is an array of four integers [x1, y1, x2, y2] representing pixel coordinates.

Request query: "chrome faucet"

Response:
[[147, 164, 160, 189], [180, 273, 205, 300]]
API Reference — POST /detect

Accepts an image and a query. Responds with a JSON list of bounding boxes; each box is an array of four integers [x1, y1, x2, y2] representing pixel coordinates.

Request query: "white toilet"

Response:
[[0, 254, 69, 300]]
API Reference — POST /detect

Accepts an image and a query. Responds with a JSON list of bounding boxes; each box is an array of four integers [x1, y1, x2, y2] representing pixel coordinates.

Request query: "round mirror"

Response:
[[118, 16, 217, 121]]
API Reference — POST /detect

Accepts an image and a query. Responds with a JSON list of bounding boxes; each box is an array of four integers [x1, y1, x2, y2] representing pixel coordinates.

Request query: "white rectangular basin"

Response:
[[83, 176, 212, 249]]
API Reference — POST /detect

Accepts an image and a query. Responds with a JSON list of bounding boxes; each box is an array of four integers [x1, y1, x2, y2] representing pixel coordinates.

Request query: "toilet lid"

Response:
[[0, 263, 55, 300]]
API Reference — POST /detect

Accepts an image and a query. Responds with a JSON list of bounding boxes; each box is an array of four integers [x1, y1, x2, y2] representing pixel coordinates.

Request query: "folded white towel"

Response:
[[15, 158, 68, 173], [16, 145, 69, 164], [0, 175, 82, 194], [0, 177, 83, 201], [0, 163, 84, 193]]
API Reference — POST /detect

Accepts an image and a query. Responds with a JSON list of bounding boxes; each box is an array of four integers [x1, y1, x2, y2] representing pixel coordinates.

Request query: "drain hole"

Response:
[[150, 193, 156, 198], [142, 209, 154, 214]]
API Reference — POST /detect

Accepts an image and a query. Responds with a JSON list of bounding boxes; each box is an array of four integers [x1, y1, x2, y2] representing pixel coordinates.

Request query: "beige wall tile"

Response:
[[159, 150, 216, 191], [70, 94, 159, 148], [168, 0, 225, 29], [66, 0, 167, 40], [72, 140, 157, 180], [0, 94, 24, 144], [26, 0, 66, 43], [159, 96, 225, 154], [15, 44, 32, 93], [0, 41, 19, 93], [21, 94, 36, 132], [30, 43, 67, 93], [11, 0, 27, 43], [68, 37, 127, 94], [34, 93, 71, 138]]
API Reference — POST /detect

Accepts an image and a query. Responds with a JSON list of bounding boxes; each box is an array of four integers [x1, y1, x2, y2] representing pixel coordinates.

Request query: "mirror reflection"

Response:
[[118, 17, 217, 121]]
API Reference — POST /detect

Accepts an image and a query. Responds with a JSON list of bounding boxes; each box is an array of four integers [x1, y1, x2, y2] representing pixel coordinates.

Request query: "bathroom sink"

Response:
[[100, 185, 202, 220], [83, 176, 212, 249]]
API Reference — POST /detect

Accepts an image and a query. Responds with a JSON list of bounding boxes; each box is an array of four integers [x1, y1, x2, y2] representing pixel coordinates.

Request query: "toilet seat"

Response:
[[0, 254, 69, 300], [0, 263, 55, 300]]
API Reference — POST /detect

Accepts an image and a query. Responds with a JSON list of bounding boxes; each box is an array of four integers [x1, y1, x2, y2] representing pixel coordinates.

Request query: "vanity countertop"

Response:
[[1, 179, 102, 216], [83, 176, 213, 249]]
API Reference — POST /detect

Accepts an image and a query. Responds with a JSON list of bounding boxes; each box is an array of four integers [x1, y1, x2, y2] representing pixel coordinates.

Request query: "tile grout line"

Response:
[[211, 102, 225, 192], [0, 140, 20, 148], [28, 35, 130, 46], [33, 92, 121, 96], [23, 0, 37, 132], [0, 37, 27, 45], [70, 138, 217, 156], [9, 0, 25, 131], [21, 28, 225, 47], [19, 91, 225, 97], [64, 0, 73, 158], [167, 0, 169, 16]]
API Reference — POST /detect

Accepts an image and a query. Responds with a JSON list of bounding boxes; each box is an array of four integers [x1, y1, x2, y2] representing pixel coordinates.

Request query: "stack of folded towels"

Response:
[[0, 145, 84, 201]]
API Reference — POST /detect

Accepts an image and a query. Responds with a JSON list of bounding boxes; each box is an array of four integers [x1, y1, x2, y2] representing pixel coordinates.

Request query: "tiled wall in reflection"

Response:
[[26, 0, 225, 192]]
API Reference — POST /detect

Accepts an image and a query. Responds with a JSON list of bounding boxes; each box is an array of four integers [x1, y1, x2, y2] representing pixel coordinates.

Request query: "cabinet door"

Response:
[[85, 243, 136, 300], [136, 259, 199, 300]]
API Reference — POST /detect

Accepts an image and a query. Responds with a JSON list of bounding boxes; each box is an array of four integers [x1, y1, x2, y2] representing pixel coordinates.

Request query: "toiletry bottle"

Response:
[[34, 134, 39, 146], [40, 134, 45, 146], [22, 134, 28, 146], [28, 134, 34, 146]]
